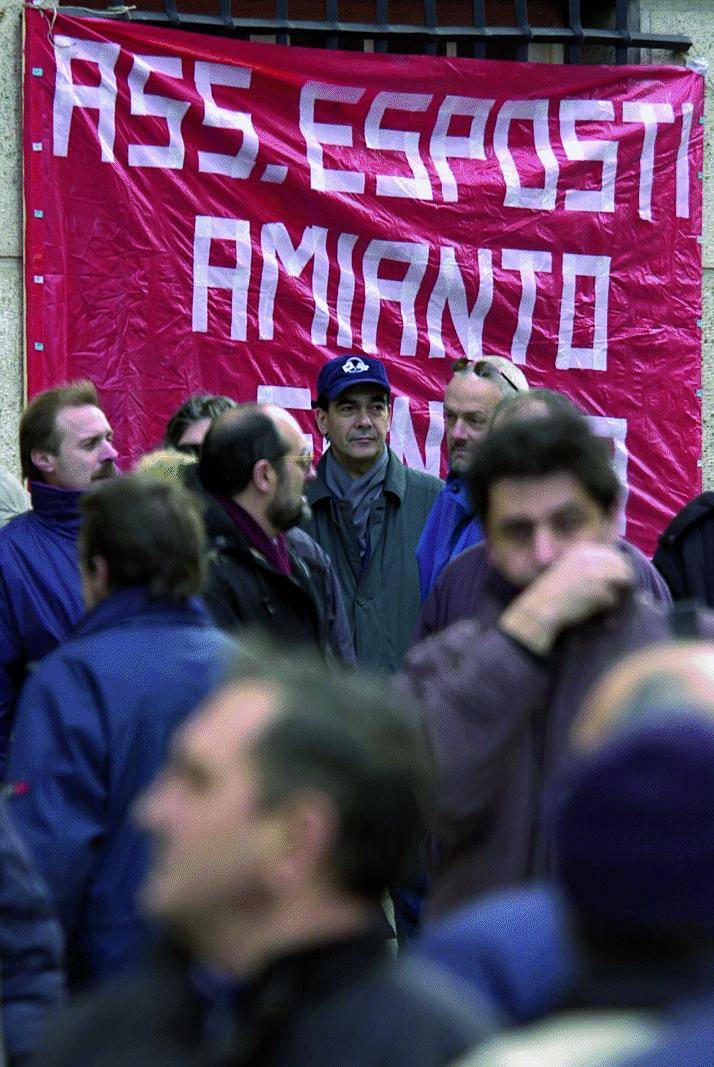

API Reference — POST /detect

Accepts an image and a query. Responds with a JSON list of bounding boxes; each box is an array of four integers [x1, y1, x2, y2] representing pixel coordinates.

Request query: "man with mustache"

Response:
[[0, 380, 119, 767], [306, 356, 442, 671]]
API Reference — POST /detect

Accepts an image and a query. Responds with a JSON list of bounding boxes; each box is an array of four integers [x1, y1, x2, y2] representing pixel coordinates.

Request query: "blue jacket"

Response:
[[415, 475, 483, 602], [5, 587, 237, 990], [0, 799, 65, 1064], [414, 883, 577, 1025], [0, 483, 86, 763]]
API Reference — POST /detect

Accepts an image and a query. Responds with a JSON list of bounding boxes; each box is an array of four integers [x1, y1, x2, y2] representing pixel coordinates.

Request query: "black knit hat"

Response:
[[555, 712, 714, 936]]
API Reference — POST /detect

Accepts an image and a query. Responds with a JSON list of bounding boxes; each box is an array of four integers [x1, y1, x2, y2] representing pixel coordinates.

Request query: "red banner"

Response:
[[24, 10, 704, 554]]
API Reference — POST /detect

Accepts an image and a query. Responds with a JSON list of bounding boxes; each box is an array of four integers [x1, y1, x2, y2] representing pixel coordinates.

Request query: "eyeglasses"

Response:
[[451, 357, 524, 393], [281, 451, 314, 474]]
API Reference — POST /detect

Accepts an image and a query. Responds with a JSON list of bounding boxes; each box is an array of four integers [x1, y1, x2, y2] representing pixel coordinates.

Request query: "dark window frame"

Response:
[[57, 0, 691, 63]]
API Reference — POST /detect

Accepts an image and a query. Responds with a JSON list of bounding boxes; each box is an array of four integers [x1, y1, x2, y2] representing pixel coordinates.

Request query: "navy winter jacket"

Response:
[[0, 799, 65, 1065], [5, 587, 237, 990], [0, 482, 86, 764]]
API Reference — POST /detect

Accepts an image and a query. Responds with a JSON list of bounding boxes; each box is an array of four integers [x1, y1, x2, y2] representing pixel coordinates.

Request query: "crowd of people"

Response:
[[0, 353, 711, 1064]]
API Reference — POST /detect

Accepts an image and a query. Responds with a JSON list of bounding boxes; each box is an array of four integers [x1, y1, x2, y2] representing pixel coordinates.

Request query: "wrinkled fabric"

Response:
[[414, 539, 672, 646], [402, 570, 675, 917], [416, 475, 483, 601], [306, 449, 442, 671], [0, 798, 65, 1065], [653, 492, 714, 606], [187, 468, 355, 666], [322, 446, 389, 562], [5, 587, 237, 989], [0, 482, 86, 767], [35, 932, 492, 1067]]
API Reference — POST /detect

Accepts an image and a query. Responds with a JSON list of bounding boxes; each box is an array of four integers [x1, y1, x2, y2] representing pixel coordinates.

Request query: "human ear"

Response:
[[30, 448, 57, 479]]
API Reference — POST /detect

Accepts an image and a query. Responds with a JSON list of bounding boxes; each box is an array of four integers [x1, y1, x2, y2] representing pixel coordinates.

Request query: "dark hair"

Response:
[[163, 394, 237, 449], [20, 380, 101, 481], [79, 474, 205, 600], [228, 644, 433, 904], [199, 406, 289, 497], [491, 387, 581, 429], [467, 413, 620, 522]]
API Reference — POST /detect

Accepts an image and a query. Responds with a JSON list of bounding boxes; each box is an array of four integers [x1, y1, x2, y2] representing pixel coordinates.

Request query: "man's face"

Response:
[[267, 422, 314, 531], [315, 386, 390, 476], [486, 472, 615, 588], [35, 405, 119, 490], [138, 684, 284, 930], [175, 418, 212, 457], [444, 374, 503, 475]]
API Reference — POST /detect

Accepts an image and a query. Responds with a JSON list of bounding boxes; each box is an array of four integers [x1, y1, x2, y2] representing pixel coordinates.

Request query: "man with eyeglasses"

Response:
[[416, 357, 529, 601], [187, 403, 355, 664], [306, 356, 442, 672]]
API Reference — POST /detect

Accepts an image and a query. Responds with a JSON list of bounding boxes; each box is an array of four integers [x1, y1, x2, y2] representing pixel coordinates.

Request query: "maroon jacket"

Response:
[[402, 557, 675, 920], [413, 540, 671, 645]]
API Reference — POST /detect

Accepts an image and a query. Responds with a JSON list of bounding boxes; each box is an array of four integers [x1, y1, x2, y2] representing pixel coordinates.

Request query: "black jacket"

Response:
[[187, 470, 354, 663], [35, 931, 492, 1066], [654, 492, 714, 607]]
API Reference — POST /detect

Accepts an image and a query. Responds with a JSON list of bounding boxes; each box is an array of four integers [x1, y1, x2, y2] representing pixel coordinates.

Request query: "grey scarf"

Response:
[[323, 446, 389, 558]]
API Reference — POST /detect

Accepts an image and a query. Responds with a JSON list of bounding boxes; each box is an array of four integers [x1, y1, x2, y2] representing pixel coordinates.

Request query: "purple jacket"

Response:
[[402, 559, 676, 919], [414, 539, 671, 645]]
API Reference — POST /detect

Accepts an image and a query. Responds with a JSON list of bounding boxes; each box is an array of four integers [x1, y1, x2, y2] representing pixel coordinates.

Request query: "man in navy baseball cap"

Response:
[[304, 355, 441, 675], [314, 355, 392, 405]]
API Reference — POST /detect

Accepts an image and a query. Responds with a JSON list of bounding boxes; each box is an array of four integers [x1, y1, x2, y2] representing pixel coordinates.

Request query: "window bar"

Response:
[[615, 0, 631, 63], [325, 0, 338, 49], [274, 0, 288, 44], [217, 0, 232, 30], [423, 0, 437, 55], [568, 0, 583, 63], [514, 0, 531, 61], [375, 0, 388, 53], [472, 0, 486, 59], [162, 0, 180, 28]]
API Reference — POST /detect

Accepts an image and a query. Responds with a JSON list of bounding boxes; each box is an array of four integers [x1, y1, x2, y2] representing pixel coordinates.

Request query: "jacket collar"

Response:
[[72, 585, 211, 639], [308, 448, 405, 505], [29, 480, 84, 534]]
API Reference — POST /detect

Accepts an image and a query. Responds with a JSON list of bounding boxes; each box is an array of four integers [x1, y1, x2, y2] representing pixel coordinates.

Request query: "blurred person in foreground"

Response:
[[5, 475, 237, 990], [35, 647, 494, 1066], [416, 640, 714, 1034], [415, 391, 669, 644], [162, 393, 236, 457], [0, 381, 118, 768], [415, 357, 529, 601], [189, 404, 354, 664], [403, 415, 693, 919], [458, 705, 714, 1066], [0, 797, 65, 1066]]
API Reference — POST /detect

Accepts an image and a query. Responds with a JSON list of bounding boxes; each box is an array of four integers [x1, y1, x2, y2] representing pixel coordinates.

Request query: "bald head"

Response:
[[574, 641, 714, 750]]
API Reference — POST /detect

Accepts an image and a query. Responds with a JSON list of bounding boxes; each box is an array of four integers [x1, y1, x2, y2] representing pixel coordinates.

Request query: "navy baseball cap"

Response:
[[314, 356, 391, 405]]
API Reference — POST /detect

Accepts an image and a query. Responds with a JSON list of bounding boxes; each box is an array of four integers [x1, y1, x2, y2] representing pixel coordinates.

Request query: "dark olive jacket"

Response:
[[305, 449, 442, 672]]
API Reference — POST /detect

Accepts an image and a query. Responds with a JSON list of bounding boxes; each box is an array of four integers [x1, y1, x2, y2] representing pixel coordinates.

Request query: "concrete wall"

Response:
[[0, 0, 710, 486], [0, 0, 24, 476]]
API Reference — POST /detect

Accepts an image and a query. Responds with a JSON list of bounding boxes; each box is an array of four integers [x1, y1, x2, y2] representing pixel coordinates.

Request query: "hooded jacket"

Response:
[[0, 482, 86, 764], [5, 587, 237, 989]]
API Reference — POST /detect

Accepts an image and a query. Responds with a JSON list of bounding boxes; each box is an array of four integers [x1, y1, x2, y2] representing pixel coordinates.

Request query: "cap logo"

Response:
[[342, 357, 369, 374]]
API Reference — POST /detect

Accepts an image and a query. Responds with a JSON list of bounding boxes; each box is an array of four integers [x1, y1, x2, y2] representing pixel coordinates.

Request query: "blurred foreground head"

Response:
[[556, 710, 714, 951], [138, 645, 431, 965], [574, 640, 714, 749]]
